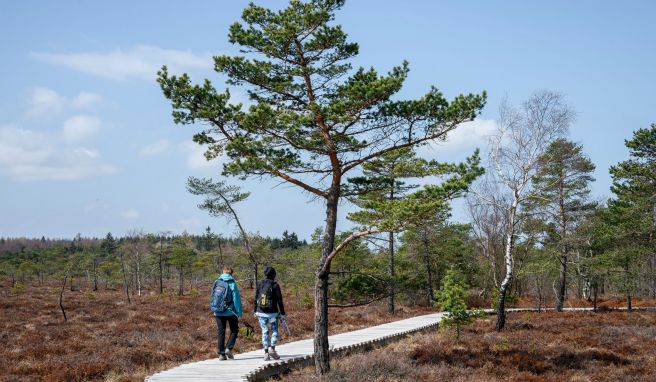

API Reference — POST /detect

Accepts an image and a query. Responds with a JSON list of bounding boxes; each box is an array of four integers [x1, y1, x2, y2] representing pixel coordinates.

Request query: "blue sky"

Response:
[[1, 1, 655, 240]]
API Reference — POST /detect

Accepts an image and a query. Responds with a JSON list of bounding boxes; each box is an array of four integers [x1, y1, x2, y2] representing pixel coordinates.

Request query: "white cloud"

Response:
[[182, 141, 223, 170], [0, 124, 116, 182], [72, 92, 103, 109], [26, 87, 66, 117], [139, 139, 171, 157], [62, 115, 101, 143], [417, 118, 498, 159], [32, 45, 212, 81], [120, 209, 140, 219], [26, 87, 103, 118]]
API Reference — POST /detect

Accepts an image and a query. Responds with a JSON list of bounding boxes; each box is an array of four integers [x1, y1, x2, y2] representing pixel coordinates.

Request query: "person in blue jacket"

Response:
[[214, 265, 242, 360]]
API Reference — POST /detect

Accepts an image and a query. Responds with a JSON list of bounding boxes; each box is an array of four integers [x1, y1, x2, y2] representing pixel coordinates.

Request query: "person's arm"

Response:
[[275, 283, 286, 316], [232, 283, 242, 318]]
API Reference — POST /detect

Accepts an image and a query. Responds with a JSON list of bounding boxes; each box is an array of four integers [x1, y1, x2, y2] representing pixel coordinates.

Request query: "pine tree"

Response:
[[437, 268, 472, 339], [608, 124, 656, 302], [158, 0, 485, 373], [528, 138, 595, 311], [348, 148, 482, 314]]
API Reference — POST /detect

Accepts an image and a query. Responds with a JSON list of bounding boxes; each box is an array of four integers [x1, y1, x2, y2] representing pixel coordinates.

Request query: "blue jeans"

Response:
[[258, 316, 279, 349]]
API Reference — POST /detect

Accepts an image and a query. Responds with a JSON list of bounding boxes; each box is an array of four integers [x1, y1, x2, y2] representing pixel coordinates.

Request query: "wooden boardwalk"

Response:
[[145, 311, 445, 382], [145, 306, 656, 382]]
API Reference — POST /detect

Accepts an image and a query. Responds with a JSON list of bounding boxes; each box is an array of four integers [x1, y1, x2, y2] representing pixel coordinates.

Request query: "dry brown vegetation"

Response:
[[0, 282, 432, 382], [282, 310, 656, 382]]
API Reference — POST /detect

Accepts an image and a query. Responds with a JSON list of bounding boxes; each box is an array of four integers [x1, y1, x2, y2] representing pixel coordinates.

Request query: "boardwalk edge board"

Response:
[[243, 319, 441, 382]]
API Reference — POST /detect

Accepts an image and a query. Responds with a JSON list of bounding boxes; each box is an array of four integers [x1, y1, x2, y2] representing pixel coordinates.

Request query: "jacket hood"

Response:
[[219, 273, 235, 281], [264, 267, 276, 280]]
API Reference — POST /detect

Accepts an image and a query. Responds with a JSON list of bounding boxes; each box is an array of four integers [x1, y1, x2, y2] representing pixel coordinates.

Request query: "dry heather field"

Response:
[[0, 283, 433, 382], [283, 310, 656, 382]]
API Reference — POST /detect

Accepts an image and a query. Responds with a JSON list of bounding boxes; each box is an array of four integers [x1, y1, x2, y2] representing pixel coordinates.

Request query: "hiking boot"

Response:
[[263, 353, 271, 361], [269, 349, 280, 360], [219, 354, 227, 361], [225, 349, 234, 359]]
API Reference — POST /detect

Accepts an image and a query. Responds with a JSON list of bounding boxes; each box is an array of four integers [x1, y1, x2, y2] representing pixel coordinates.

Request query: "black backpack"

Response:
[[258, 279, 275, 309]]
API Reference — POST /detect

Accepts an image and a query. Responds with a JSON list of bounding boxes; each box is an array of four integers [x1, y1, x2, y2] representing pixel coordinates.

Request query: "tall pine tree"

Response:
[[609, 124, 656, 300], [528, 138, 595, 311], [158, 0, 485, 373]]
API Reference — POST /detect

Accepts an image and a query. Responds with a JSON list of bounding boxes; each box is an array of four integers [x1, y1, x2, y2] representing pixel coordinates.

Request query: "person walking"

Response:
[[255, 266, 286, 361], [211, 265, 242, 361]]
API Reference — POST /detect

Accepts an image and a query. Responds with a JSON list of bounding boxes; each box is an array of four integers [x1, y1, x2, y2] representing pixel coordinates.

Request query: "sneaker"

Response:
[[225, 349, 234, 359], [269, 349, 280, 360], [263, 353, 271, 361], [219, 354, 227, 361]]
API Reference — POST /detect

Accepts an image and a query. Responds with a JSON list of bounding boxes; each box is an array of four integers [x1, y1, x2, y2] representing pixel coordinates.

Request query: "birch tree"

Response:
[[473, 91, 572, 330]]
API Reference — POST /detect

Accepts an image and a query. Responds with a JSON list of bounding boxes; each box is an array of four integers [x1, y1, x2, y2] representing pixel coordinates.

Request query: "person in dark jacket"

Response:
[[255, 266, 286, 361], [214, 265, 242, 361]]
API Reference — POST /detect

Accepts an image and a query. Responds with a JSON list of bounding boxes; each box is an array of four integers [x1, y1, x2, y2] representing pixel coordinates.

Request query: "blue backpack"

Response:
[[210, 279, 233, 314]]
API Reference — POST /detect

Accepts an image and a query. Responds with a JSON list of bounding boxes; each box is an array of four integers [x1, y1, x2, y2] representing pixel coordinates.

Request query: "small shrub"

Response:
[[437, 269, 481, 339], [11, 281, 26, 295], [83, 290, 96, 300], [493, 336, 511, 352]]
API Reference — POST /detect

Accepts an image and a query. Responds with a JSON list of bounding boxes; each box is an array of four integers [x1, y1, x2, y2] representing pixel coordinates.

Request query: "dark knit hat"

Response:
[[264, 266, 276, 280]]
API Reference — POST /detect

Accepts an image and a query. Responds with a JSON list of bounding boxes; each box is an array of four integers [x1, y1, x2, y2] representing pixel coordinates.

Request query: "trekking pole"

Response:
[[280, 315, 292, 336]]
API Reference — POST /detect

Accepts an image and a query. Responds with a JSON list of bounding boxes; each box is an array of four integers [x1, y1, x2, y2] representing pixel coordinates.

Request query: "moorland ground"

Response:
[[0, 282, 433, 382], [282, 310, 656, 382], [2, 282, 655, 382]]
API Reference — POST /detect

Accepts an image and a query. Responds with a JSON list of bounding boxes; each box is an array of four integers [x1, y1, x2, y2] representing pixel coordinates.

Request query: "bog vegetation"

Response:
[[2, 0, 655, 380]]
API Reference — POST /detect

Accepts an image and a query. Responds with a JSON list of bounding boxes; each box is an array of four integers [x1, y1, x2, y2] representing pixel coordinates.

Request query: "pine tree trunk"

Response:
[[536, 278, 543, 313], [556, 255, 567, 312], [179, 268, 184, 296], [627, 294, 632, 312], [314, 189, 339, 375], [59, 274, 68, 322], [387, 185, 395, 315], [556, 175, 567, 312], [592, 280, 598, 313], [159, 241, 164, 294], [422, 232, 434, 306], [650, 204, 656, 298], [624, 261, 631, 312], [92, 258, 98, 291], [388, 231, 395, 315]]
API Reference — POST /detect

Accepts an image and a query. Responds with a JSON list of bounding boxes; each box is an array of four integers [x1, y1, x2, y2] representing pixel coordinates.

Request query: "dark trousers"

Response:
[[215, 316, 239, 355]]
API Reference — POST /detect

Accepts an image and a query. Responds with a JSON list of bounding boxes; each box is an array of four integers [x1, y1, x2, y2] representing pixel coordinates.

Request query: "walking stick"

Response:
[[280, 315, 292, 336]]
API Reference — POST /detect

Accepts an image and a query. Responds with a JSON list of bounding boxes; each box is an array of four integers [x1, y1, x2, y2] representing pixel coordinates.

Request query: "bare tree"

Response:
[[473, 90, 572, 330], [187, 177, 259, 287], [124, 229, 149, 297], [467, 180, 508, 292]]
